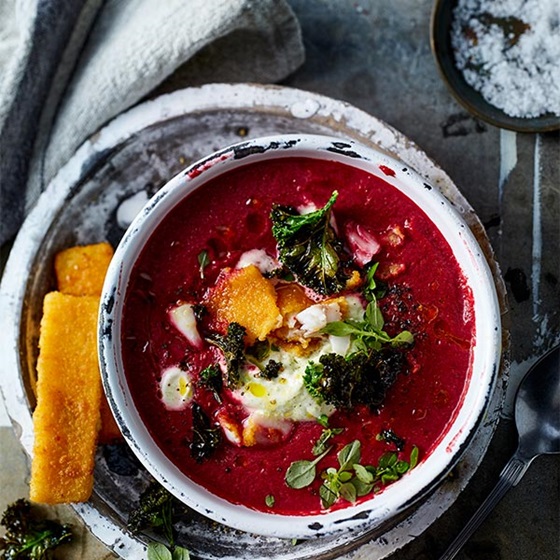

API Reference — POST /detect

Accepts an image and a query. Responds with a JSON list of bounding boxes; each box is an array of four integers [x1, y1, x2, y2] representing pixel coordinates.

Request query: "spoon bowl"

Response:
[[440, 345, 560, 559], [516, 347, 560, 457]]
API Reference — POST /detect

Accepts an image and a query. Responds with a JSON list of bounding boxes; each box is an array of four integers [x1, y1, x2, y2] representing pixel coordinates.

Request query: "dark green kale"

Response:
[[310, 277, 413, 410], [260, 359, 283, 380], [245, 340, 283, 379], [303, 348, 406, 411], [0, 499, 72, 559], [190, 403, 222, 463], [127, 483, 191, 559], [270, 191, 348, 296], [127, 482, 176, 548], [377, 428, 406, 451], [245, 339, 272, 363], [205, 322, 246, 389], [199, 364, 223, 403]]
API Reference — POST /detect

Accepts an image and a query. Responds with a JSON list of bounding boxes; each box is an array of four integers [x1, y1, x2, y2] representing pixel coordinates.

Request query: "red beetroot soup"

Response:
[[121, 156, 474, 516]]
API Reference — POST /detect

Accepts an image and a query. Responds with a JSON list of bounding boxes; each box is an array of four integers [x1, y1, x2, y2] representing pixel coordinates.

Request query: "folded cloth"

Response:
[[0, 0, 304, 246]]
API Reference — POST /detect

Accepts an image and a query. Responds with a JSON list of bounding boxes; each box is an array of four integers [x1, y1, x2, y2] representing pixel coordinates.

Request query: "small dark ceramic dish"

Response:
[[430, 0, 560, 133]]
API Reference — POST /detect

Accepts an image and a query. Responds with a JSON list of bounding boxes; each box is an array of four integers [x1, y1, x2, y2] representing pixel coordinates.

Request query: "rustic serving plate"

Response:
[[0, 83, 509, 559]]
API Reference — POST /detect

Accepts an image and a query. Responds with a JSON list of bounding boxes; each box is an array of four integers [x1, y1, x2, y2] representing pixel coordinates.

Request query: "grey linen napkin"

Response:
[[0, 0, 304, 246]]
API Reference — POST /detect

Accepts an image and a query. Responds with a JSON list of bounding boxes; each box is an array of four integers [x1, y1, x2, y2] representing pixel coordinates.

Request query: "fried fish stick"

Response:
[[30, 292, 101, 503]]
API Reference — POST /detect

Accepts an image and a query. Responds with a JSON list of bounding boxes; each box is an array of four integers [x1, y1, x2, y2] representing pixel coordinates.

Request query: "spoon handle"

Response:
[[439, 451, 531, 560]]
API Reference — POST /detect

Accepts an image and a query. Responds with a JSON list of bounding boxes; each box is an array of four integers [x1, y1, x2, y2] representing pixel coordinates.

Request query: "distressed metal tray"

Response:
[[0, 83, 508, 559]]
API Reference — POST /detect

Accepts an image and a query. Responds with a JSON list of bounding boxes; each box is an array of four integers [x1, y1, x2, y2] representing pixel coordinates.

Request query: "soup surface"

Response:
[[121, 156, 475, 515]]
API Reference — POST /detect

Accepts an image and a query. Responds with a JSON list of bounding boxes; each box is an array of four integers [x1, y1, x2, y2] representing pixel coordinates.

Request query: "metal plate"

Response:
[[0, 83, 508, 559]]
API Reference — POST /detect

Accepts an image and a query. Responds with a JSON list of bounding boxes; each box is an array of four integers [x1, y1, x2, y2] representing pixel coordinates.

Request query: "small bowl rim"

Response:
[[430, 0, 560, 133], [99, 133, 502, 539]]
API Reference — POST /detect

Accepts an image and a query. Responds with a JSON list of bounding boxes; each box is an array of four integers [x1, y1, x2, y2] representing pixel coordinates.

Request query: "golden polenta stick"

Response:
[[30, 292, 102, 503], [53, 241, 121, 443], [54, 242, 113, 296]]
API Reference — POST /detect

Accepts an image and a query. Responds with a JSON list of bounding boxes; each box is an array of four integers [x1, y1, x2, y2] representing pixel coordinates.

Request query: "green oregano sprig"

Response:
[[284, 439, 420, 509], [312, 416, 344, 456], [284, 446, 332, 489]]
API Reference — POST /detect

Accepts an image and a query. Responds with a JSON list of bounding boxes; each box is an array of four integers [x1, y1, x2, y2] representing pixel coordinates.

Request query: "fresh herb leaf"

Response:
[[322, 300, 413, 350], [271, 191, 348, 296], [199, 365, 222, 403], [353, 463, 374, 484], [338, 440, 361, 471], [312, 426, 344, 456], [190, 403, 222, 462], [303, 361, 325, 402], [265, 495, 275, 508], [320, 469, 341, 509], [363, 262, 387, 301], [205, 322, 246, 389], [285, 446, 332, 489], [0, 499, 73, 560], [197, 250, 210, 279], [339, 482, 357, 503], [410, 445, 419, 469], [172, 546, 191, 560], [351, 477, 374, 497], [148, 542, 173, 560], [127, 482, 176, 547]]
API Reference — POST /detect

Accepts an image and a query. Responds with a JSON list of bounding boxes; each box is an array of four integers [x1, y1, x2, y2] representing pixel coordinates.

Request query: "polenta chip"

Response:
[[54, 242, 113, 296], [30, 292, 101, 503], [54, 241, 121, 444]]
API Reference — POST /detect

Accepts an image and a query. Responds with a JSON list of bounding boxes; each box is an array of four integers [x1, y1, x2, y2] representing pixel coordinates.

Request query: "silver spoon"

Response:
[[440, 345, 560, 560]]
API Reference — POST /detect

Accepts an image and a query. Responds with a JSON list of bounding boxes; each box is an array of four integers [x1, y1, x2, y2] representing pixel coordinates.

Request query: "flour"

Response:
[[451, 0, 560, 118]]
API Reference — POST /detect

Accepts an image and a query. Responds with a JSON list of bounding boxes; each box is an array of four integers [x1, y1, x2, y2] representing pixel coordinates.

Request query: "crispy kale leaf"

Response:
[[245, 340, 283, 379], [270, 191, 348, 296], [190, 403, 222, 463], [127, 482, 176, 548], [199, 364, 223, 403], [308, 281, 413, 410], [0, 499, 72, 560], [205, 322, 246, 389], [303, 348, 406, 410]]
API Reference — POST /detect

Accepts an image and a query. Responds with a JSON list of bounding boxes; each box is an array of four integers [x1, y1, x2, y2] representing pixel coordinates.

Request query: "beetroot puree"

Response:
[[121, 157, 475, 515]]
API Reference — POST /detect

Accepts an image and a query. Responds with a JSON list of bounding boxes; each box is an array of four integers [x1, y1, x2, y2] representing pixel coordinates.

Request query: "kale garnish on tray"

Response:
[[0, 499, 72, 560]]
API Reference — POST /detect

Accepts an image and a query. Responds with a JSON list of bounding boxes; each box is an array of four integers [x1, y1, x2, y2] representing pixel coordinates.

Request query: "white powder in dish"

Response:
[[451, 0, 560, 118]]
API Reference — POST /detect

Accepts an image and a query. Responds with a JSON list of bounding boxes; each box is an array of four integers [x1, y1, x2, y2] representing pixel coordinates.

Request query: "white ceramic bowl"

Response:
[[99, 134, 501, 539]]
